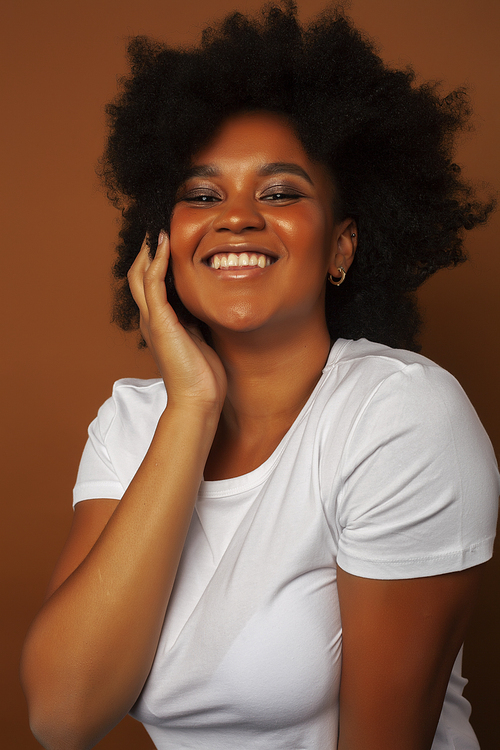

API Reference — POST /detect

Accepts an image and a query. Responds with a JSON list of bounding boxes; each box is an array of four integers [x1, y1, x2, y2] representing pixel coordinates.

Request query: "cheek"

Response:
[[167, 213, 203, 315], [169, 208, 207, 258], [312, 211, 335, 263], [168, 227, 189, 261], [279, 209, 333, 263]]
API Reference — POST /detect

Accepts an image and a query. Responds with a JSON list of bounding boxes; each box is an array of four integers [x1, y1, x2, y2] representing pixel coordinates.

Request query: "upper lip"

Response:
[[201, 244, 280, 263]]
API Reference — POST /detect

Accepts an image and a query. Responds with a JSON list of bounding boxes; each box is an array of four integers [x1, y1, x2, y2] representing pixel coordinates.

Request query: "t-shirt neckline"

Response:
[[199, 338, 349, 498]]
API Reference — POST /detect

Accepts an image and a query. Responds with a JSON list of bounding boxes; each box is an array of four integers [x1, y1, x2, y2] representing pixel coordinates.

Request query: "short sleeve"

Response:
[[336, 363, 499, 579], [73, 394, 124, 506]]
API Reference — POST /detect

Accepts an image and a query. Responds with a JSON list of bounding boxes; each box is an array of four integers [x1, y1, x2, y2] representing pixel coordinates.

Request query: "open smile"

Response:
[[208, 252, 274, 269], [203, 245, 279, 271]]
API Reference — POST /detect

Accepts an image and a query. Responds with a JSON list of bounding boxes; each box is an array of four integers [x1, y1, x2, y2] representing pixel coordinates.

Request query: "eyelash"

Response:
[[182, 191, 219, 203], [181, 186, 303, 204], [261, 190, 301, 201]]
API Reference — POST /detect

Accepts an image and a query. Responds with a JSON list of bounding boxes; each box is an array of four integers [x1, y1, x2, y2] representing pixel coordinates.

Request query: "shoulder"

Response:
[[327, 342, 499, 578], [308, 338, 493, 465], [75, 378, 167, 502], [86, 378, 167, 464], [111, 376, 166, 406], [330, 337, 453, 381], [325, 338, 471, 417], [92, 378, 166, 439], [329, 338, 497, 470]]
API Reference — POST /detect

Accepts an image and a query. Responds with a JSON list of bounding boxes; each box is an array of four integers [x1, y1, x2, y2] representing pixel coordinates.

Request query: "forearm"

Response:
[[21, 403, 219, 750]]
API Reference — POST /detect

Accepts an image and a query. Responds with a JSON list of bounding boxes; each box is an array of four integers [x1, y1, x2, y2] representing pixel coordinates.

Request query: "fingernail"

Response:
[[158, 231, 165, 245]]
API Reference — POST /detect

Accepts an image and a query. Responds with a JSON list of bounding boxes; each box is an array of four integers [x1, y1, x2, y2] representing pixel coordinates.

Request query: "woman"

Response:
[[21, 3, 499, 749]]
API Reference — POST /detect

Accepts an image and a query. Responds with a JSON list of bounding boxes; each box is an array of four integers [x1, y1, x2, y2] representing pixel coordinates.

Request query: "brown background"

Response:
[[2, 1, 499, 748]]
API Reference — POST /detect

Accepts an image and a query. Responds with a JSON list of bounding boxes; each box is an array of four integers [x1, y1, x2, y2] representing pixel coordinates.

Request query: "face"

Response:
[[169, 111, 353, 340]]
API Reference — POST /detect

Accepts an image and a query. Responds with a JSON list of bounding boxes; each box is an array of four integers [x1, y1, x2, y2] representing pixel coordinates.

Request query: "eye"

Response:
[[263, 192, 297, 201], [178, 189, 221, 204], [260, 186, 303, 202], [185, 195, 219, 204]]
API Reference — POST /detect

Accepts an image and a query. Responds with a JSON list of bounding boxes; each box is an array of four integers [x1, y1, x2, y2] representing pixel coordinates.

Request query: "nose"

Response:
[[212, 195, 266, 233]]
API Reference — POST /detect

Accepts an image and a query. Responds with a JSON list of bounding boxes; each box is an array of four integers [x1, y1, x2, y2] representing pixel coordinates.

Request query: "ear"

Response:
[[328, 219, 357, 281]]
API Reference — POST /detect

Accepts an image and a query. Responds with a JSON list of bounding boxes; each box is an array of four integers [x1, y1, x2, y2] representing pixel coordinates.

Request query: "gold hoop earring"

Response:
[[328, 266, 346, 286]]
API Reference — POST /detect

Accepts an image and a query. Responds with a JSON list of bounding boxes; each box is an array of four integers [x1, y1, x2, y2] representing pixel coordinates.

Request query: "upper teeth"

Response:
[[209, 252, 273, 269]]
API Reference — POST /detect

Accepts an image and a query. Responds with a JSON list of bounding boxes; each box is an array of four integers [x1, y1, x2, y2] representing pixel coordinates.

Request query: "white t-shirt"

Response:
[[73, 338, 499, 750]]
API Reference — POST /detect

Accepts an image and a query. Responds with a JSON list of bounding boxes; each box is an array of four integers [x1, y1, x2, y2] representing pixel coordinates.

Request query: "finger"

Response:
[[143, 232, 171, 313], [131, 235, 153, 273], [146, 231, 170, 282], [128, 236, 152, 314]]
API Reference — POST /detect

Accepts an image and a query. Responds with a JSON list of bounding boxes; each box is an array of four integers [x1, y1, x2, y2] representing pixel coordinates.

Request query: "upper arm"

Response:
[[331, 361, 497, 748], [45, 499, 119, 600], [336, 563, 485, 750]]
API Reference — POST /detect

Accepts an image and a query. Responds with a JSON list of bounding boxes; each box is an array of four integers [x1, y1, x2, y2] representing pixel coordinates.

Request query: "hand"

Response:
[[128, 234, 227, 413]]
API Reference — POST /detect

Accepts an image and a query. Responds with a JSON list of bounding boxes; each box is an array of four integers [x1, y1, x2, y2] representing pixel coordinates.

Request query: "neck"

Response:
[[203, 318, 333, 480], [211, 321, 332, 433]]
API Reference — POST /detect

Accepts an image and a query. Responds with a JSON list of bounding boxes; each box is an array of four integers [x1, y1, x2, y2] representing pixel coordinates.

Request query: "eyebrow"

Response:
[[258, 163, 313, 185], [183, 165, 220, 180], [182, 162, 314, 185]]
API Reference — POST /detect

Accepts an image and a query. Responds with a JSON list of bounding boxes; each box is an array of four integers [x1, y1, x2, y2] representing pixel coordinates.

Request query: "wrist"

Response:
[[164, 397, 221, 421], [158, 401, 221, 444]]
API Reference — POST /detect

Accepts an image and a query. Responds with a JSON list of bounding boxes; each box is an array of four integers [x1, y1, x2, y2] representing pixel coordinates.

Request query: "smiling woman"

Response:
[[20, 3, 499, 750], [169, 112, 352, 341]]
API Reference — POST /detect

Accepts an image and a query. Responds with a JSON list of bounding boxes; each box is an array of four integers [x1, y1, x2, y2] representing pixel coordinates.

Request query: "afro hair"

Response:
[[99, 1, 494, 351]]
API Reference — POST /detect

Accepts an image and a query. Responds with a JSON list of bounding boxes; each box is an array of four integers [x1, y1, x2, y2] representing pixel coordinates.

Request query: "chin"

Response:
[[180, 296, 267, 333], [205, 311, 269, 336]]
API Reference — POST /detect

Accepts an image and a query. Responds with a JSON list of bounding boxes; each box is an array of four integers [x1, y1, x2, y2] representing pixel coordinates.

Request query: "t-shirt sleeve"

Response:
[[73, 394, 125, 506], [335, 363, 499, 579]]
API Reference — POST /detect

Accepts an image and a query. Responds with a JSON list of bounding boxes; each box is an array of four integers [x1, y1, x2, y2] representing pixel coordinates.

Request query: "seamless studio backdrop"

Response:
[[2, 1, 499, 748]]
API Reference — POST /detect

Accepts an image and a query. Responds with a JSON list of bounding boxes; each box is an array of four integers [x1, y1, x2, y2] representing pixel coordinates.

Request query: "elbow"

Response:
[[28, 722, 84, 750], [22, 659, 98, 750], [21, 627, 103, 750], [21, 624, 131, 749], [25, 692, 99, 750], [26, 710, 91, 750], [22, 664, 123, 750]]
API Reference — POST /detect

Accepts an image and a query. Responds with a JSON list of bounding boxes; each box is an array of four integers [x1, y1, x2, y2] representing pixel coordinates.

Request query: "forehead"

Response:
[[189, 111, 332, 189], [192, 112, 303, 159]]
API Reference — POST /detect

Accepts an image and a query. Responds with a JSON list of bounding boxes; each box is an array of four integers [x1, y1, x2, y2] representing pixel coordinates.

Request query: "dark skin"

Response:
[[21, 112, 483, 750], [337, 566, 482, 750], [169, 112, 354, 480]]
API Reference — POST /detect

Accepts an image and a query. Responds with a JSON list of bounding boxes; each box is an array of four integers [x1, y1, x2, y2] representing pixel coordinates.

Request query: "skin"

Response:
[[21, 112, 483, 750], [169, 112, 355, 478]]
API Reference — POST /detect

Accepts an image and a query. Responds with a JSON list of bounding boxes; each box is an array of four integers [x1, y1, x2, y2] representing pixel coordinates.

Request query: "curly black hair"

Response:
[[99, 1, 494, 351]]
